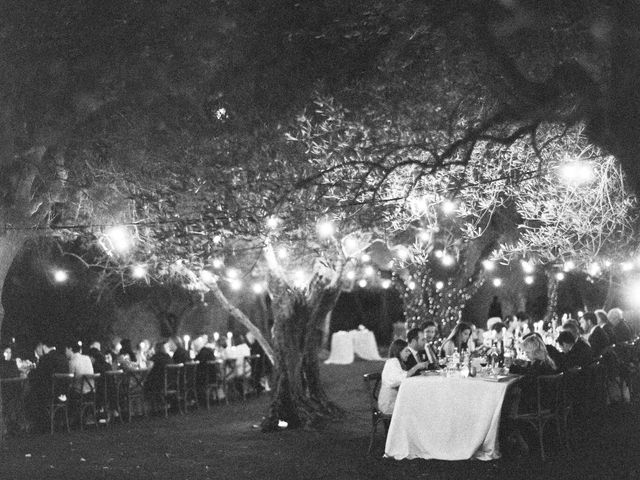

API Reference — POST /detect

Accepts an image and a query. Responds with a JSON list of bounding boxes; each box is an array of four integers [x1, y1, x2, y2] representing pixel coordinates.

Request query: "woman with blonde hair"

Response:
[[511, 333, 557, 375]]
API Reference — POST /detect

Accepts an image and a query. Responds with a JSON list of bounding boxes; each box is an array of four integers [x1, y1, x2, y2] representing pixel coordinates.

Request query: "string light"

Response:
[[482, 259, 495, 271], [559, 161, 595, 185], [252, 283, 264, 294], [358, 279, 367, 288], [266, 216, 281, 229], [555, 272, 566, 281], [226, 268, 240, 279], [408, 280, 416, 290], [441, 253, 455, 267], [212, 235, 222, 244], [381, 279, 391, 289], [346, 270, 356, 280], [53, 269, 68, 283], [105, 226, 133, 253], [229, 278, 243, 290], [418, 230, 431, 242], [317, 220, 335, 238], [212, 258, 224, 269], [492, 278, 502, 287], [435, 281, 444, 290], [364, 265, 375, 277], [521, 260, 534, 274], [434, 250, 443, 258], [622, 262, 633, 272], [524, 275, 534, 285], [588, 263, 601, 276], [276, 246, 288, 259], [441, 199, 456, 215], [361, 253, 371, 263], [131, 264, 147, 278], [563, 260, 575, 272]]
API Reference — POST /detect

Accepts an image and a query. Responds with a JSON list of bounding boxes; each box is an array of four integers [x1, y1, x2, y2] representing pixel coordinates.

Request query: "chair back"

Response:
[[79, 373, 100, 398], [535, 372, 565, 415], [164, 363, 184, 392], [204, 360, 223, 385], [51, 373, 75, 404], [362, 372, 382, 411]]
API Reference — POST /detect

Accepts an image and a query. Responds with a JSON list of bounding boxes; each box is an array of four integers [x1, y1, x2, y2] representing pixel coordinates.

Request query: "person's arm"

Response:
[[381, 358, 407, 388]]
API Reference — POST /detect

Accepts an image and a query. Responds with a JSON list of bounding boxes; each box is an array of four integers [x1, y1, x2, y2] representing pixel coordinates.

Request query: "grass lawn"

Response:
[[1, 359, 640, 479]]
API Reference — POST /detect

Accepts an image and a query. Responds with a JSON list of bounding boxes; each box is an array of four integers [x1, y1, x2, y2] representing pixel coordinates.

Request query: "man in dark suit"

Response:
[[580, 312, 610, 358], [27, 340, 70, 432], [404, 327, 426, 371], [421, 321, 441, 369], [557, 331, 593, 370]]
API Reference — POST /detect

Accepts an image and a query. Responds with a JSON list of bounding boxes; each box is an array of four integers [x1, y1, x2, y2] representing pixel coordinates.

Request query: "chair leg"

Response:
[[538, 419, 545, 462], [64, 408, 70, 433], [367, 419, 378, 454]]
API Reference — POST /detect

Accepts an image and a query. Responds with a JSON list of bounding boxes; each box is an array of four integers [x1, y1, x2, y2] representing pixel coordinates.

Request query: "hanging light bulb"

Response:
[[53, 269, 68, 283], [131, 264, 147, 279], [435, 281, 444, 290], [521, 260, 534, 274], [212, 258, 224, 269], [563, 260, 575, 272], [266, 216, 281, 229], [364, 265, 375, 277], [346, 270, 356, 280], [201, 270, 216, 283], [524, 275, 534, 285], [441, 253, 455, 267], [381, 279, 391, 289], [317, 220, 335, 238], [361, 253, 371, 263], [229, 278, 242, 291], [482, 259, 495, 271], [358, 279, 368, 288], [492, 278, 502, 287], [226, 268, 240, 279], [555, 272, 565, 281], [408, 280, 416, 290], [252, 283, 264, 294], [441, 199, 456, 215]]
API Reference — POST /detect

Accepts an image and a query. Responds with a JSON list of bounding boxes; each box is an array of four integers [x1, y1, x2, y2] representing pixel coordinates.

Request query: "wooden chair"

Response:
[[204, 360, 227, 409], [362, 372, 392, 454], [76, 373, 101, 430], [123, 369, 148, 422], [509, 372, 569, 461], [103, 370, 125, 425], [161, 363, 184, 418], [48, 373, 75, 434], [182, 361, 199, 412]]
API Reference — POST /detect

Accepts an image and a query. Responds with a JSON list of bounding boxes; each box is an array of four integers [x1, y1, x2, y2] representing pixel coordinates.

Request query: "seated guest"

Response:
[[421, 321, 440, 369], [144, 340, 173, 397], [117, 338, 138, 370], [169, 336, 190, 364], [26, 340, 69, 432], [404, 328, 426, 369], [65, 343, 95, 396], [608, 308, 634, 344], [509, 333, 559, 412], [378, 339, 429, 415], [193, 335, 219, 403], [557, 331, 593, 370], [87, 348, 111, 375], [595, 309, 615, 346], [580, 312, 609, 358], [134, 339, 152, 369], [0, 345, 20, 379], [441, 322, 473, 357]]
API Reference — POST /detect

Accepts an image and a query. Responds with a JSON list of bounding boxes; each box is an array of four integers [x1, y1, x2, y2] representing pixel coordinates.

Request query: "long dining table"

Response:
[[384, 371, 520, 461]]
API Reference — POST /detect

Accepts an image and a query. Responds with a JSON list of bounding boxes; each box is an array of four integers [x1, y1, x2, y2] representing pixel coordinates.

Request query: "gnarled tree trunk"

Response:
[[261, 276, 343, 431]]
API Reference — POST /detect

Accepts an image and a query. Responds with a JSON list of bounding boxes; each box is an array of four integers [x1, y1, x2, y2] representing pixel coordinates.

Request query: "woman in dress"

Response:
[[378, 339, 428, 415], [440, 322, 473, 357]]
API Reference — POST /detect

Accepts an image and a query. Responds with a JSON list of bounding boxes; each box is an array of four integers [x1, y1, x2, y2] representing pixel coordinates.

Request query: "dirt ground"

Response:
[[1, 360, 640, 480]]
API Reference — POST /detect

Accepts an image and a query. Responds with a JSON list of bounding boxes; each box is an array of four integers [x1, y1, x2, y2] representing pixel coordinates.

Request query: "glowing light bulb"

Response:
[[555, 272, 566, 281], [106, 226, 132, 253], [358, 279, 368, 288], [622, 262, 633, 272], [212, 258, 224, 269], [212, 234, 222, 244], [252, 283, 264, 294], [435, 281, 444, 290], [53, 269, 68, 283], [226, 268, 240, 279], [381, 279, 391, 289], [441, 200, 456, 215], [418, 230, 431, 242], [276, 246, 288, 259], [346, 270, 356, 280], [588, 263, 601, 276], [317, 220, 335, 238], [229, 278, 242, 290], [563, 261, 575, 272], [131, 264, 147, 279], [441, 253, 455, 267], [482, 259, 495, 271], [408, 281, 416, 290], [434, 250, 443, 259], [492, 278, 502, 287], [361, 253, 371, 263], [521, 260, 534, 274], [266, 216, 280, 229], [364, 265, 375, 277], [524, 275, 534, 285], [560, 161, 595, 185]]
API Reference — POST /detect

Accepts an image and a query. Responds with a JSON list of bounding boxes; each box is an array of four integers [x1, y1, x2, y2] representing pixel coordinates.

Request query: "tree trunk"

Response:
[[0, 230, 29, 441], [261, 277, 343, 431], [543, 271, 559, 323]]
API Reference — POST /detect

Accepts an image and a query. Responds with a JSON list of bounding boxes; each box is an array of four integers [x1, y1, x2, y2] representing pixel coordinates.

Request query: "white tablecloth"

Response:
[[384, 374, 518, 461], [351, 330, 383, 360], [324, 331, 355, 364]]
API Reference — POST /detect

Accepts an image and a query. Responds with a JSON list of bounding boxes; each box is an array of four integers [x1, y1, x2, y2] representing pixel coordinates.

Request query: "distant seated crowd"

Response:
[[0, 331, 270, 433]]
